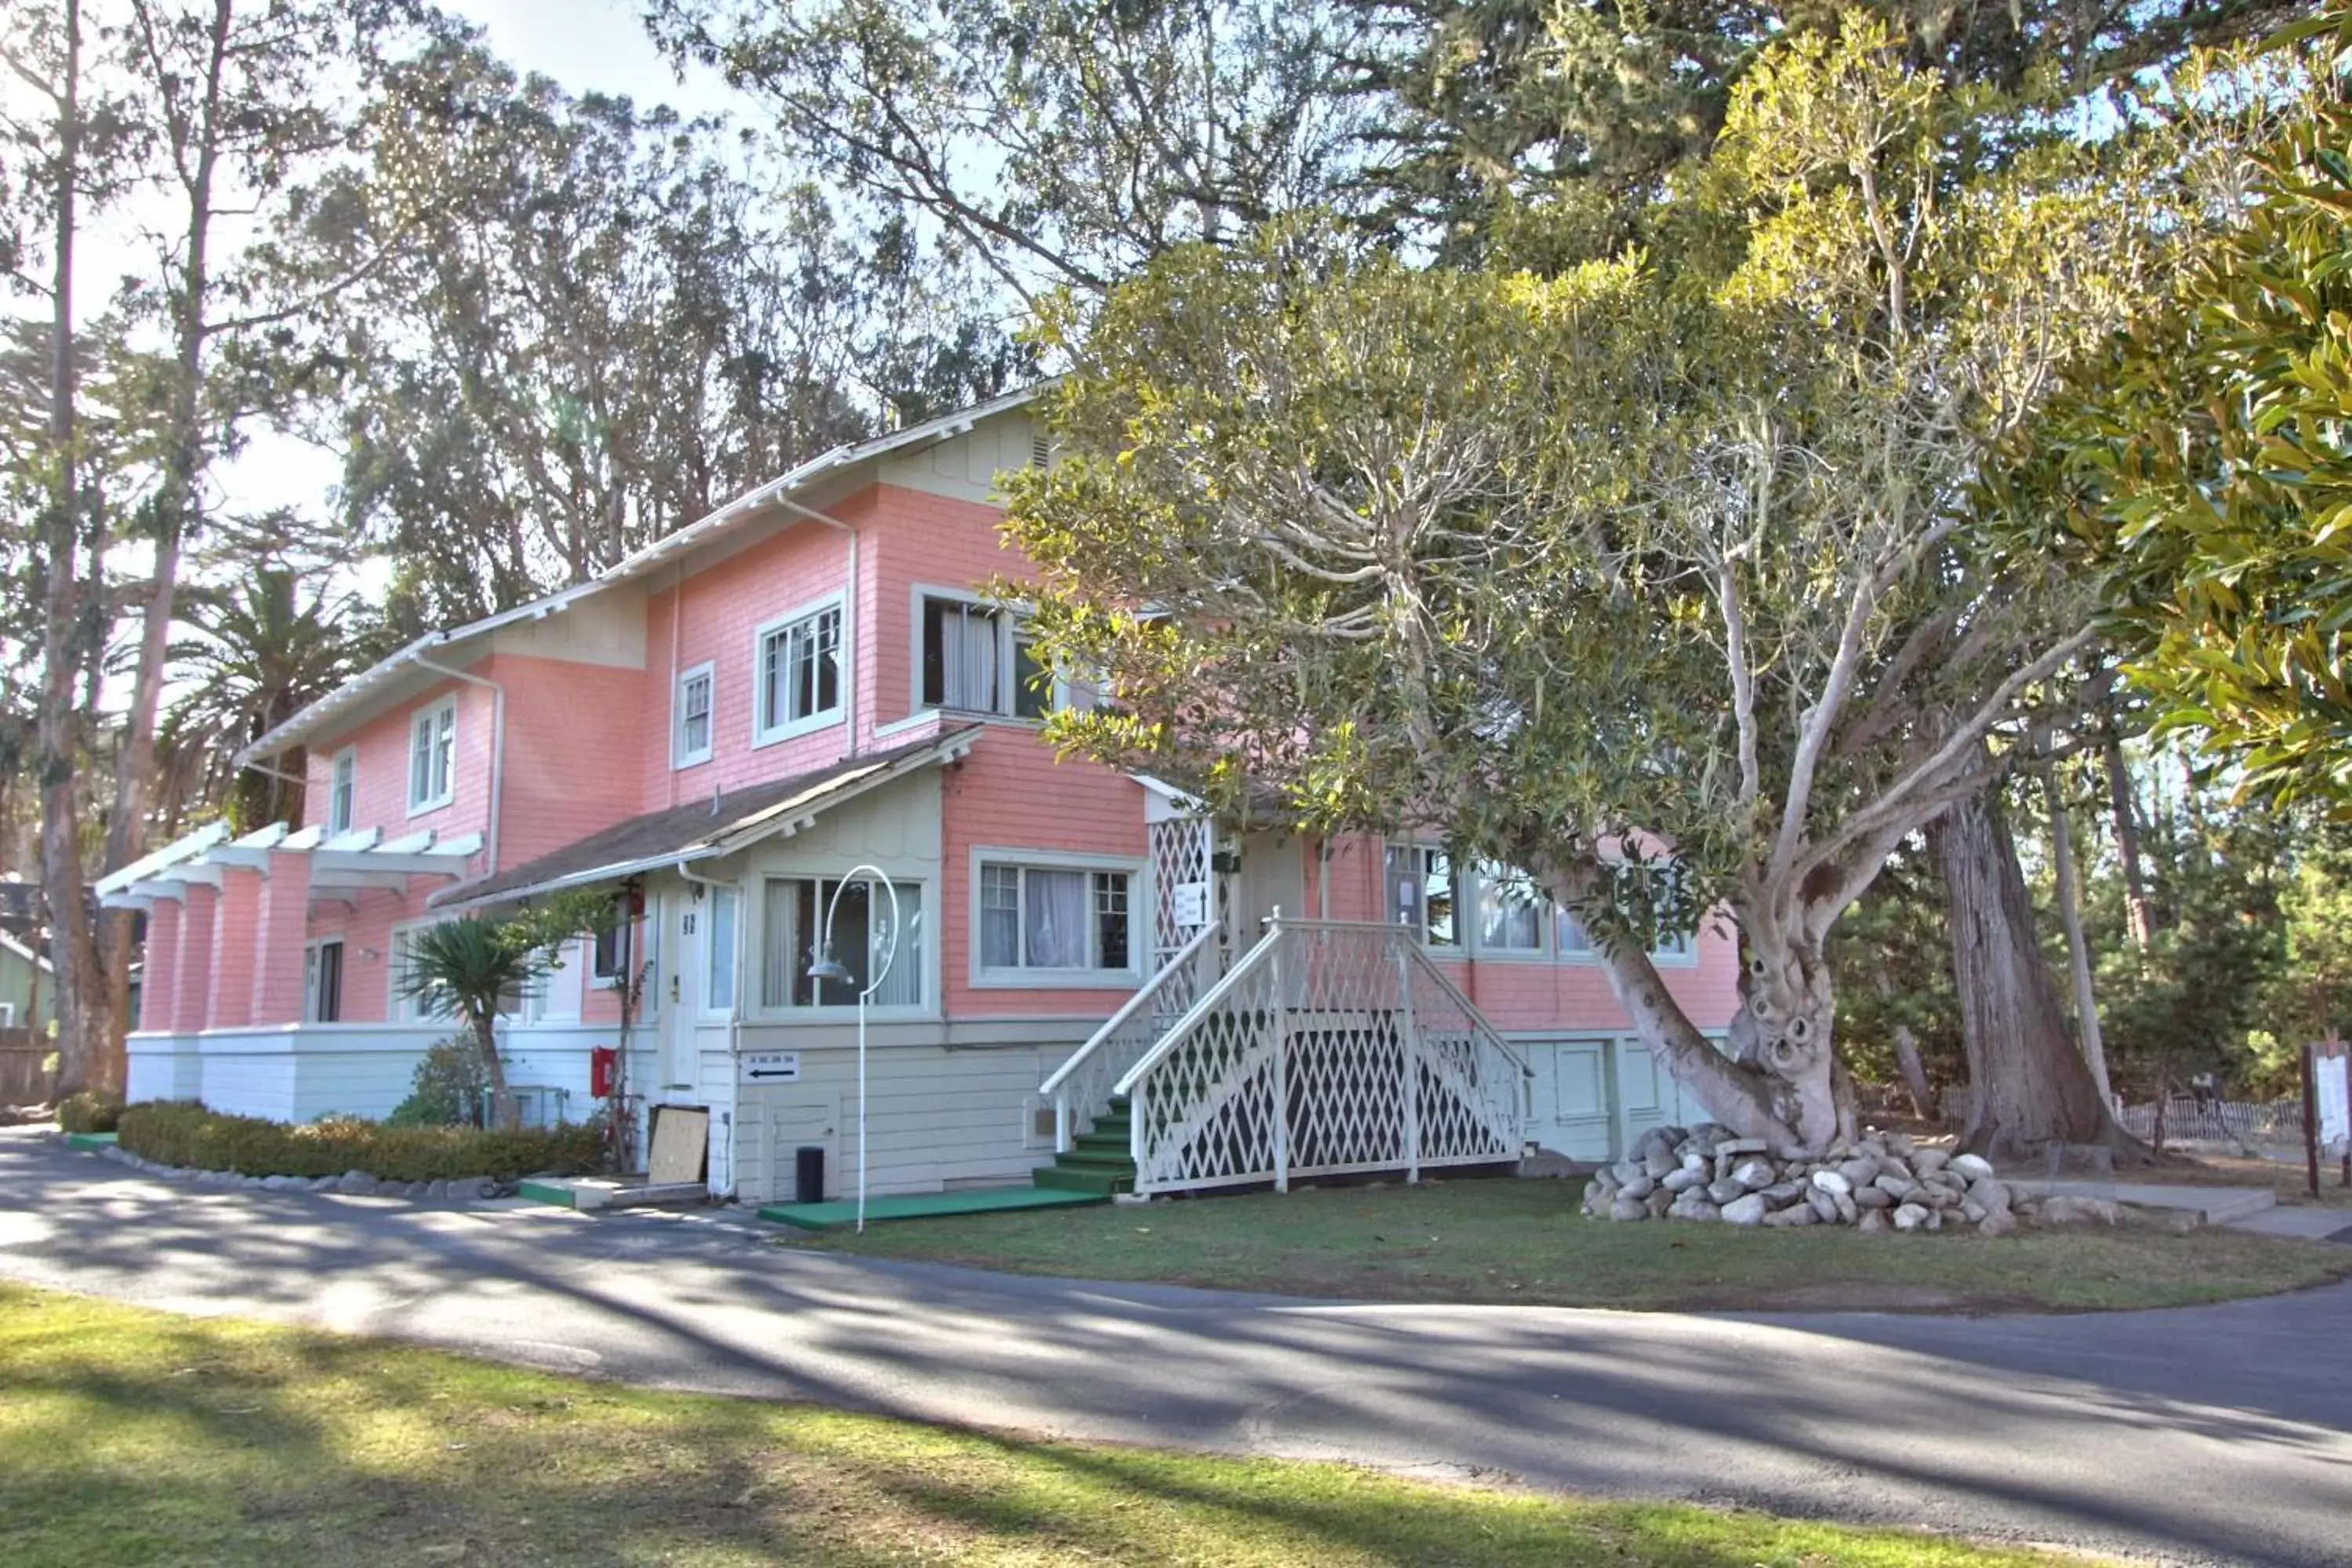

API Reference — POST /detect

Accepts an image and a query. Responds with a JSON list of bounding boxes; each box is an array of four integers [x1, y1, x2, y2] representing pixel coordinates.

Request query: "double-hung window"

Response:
[[327, 747, 357, 835], [1557, 861, 1697, 962], [704, 887, 737, 1015], [754, 598, 844, 745], [673, 661, 714, 768], [759, 876, 924, 1009], [1475, 861, 1546, 954], [407, 697, 456, 814], [978, 861, 1134, 976]]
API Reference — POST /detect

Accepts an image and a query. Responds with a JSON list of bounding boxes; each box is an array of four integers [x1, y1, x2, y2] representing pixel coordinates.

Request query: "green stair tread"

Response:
[[758, 1185, 1109, 1231], [1032, 1167, 1131, 1193], [64, 1132, 119, 1150]]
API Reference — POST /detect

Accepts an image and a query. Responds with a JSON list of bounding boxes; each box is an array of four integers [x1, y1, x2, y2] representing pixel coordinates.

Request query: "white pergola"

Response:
[[94, 821, 484, 910]]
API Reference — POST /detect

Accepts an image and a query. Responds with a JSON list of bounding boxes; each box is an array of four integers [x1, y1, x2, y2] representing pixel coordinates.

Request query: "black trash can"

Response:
[[796, 1145, 826, 1205]]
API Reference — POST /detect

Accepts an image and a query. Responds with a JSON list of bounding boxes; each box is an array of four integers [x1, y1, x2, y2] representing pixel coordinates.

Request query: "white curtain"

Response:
[[980, 866, 1021, 967], [1025, 869, 1087, 968], [946, 606, 998, 710], [870, 887, 923, 1007], [760, 879, 798, 1010]]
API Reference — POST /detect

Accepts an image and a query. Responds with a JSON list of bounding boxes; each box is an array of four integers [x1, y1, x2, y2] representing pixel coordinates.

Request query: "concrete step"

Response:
[[2010, 1178, 2279, 1225], [518, 1178, 706, 1213]]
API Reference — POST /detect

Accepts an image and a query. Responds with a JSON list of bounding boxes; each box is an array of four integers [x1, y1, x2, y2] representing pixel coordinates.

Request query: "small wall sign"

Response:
[[740, 1051, 801, 1083], [1170, 880, 1211, 929]]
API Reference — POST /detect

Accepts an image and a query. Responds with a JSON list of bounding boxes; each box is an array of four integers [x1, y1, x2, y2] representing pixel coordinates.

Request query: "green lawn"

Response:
[[786, 1176, 2352, 1312], [0, 1283, 2100, 1568]]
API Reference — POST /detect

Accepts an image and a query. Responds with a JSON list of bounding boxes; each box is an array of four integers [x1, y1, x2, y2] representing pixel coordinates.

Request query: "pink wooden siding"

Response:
[[490, 653, 648, 866], [939, 728, 1149, 1018], [869, 483, 1036, 728]]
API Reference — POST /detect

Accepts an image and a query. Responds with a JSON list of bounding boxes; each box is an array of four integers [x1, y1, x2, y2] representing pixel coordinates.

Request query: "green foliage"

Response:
[[116, 1102, 602, 1183], [2053, 16, 2352, 806], [384, 1040, 491, 1128], [56, 1091, 122, 1135], [1830, 853, 1963, 1098]]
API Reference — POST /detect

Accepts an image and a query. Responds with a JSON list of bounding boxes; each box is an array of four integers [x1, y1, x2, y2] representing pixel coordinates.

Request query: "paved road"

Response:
[[2, 1127, 2346, 1568]]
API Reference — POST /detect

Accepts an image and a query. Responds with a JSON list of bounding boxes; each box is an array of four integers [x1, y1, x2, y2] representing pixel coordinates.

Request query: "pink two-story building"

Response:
[[98, 387, 1738, 1205]]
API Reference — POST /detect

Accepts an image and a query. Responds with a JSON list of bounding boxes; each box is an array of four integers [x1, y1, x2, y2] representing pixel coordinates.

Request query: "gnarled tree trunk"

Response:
[[1929, 790, 2140, 1162]]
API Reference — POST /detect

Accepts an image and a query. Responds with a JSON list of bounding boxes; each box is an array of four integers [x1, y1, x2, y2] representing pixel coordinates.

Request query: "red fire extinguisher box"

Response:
[[590, 1046, 618, 1100]]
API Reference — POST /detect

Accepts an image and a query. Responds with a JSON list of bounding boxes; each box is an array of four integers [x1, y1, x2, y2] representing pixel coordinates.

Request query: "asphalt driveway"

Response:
[[2, 1125, 2344, 1568]]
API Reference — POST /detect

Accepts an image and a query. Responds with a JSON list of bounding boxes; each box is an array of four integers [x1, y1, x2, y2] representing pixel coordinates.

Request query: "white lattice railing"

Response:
[[1040, 923, 1221, 1152], [1113, 917, 1533, 1195]]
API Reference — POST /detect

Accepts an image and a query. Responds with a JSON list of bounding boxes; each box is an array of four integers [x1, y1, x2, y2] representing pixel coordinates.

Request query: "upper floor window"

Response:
[[673, 661, 714, 768], [920, 590, 1087, 719], [1475, 861, 1546, 953], [328, 747, 357, 834], [755, 597, 843, 746], [407, 697, 456, 815]]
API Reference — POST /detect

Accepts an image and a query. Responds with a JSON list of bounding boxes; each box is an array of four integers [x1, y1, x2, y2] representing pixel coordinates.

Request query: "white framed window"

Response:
[[758, 875, 925, 1011], [590, 908, 632, 988], [673, 661, 714, 768], [1555, 861, 1698, 965], [702, 885, 737, 1018], [1474, 861, 1547, 956], [527, 938, 583, 1024], [916, 586, 1091, 720], [1385, 844, 1461, 949], [327, 747, 357, 835], [753, 595, 844, 746], [971, 851, 1140, 985], [388, 920, 432, 1022], [303, 938, 345, 1023], [407, 696, 456, 814]]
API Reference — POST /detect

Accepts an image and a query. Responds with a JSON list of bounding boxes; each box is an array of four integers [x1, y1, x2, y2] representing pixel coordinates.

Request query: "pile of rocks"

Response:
[[94, 1142, 517, 1202], [1581, 1124, 2045, 1236]]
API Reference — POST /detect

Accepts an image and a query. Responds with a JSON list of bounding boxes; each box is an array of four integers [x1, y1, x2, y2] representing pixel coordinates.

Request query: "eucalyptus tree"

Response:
[[645, 0, 1376, 308], [1007, 27, 2270, 1157]]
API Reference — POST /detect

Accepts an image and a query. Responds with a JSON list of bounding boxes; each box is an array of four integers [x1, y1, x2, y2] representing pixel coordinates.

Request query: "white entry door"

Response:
[[659, 890, 702, 1098]]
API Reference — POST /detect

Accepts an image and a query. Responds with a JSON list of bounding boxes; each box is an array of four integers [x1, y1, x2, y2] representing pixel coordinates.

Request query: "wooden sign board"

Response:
[[646, 1105, 710, 1187]]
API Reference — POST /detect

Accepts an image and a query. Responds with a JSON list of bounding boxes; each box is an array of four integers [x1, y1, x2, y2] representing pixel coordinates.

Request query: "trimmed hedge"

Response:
[[57, 1092, 123, 1135], [117, 1102, 603, 1183]]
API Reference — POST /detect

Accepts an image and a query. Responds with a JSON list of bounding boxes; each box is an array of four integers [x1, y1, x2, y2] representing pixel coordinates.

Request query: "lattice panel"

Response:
[[1149, 817, 1213, 967], [1128, 920, 1531, 1193]]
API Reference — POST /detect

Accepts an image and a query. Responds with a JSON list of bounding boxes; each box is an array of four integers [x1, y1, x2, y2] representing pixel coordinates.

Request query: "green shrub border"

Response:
[[116, 1102, 602, 1183], [57, 1092, 123, 1135]]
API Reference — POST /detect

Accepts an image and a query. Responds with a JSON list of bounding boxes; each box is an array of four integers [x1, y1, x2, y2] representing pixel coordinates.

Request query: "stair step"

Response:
[[1073, 1133, 1130, 1156], [1034, 1164, 1131, 1194], [1050, 1150, 1136, 1174]]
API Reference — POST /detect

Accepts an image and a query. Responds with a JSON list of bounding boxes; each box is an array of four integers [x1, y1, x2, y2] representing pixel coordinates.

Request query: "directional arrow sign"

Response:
[[739, 1051, 801, 1084]]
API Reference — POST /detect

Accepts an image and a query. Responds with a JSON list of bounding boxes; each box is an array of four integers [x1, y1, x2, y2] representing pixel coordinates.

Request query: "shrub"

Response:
[[116, 1101, 604, 1182], [57, 1092, 123, 1134], [386, 1040, 491, 1127]]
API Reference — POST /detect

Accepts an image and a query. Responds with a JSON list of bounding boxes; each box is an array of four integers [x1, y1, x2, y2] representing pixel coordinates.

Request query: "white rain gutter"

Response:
[[416, 655, 506, 880]]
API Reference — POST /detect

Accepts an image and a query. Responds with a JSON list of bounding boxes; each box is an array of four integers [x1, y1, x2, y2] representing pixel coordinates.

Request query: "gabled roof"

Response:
[[431, 726, 979, 910], [239, 381, 1052, 764]]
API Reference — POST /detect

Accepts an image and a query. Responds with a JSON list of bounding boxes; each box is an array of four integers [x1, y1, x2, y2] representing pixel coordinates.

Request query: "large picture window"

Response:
[[407, 697, 456, 814], [754, 599, 843, 744], [1390, 845, 1698, 964], [978, 862, 1133, 975], [759, 876, 924, 1009]]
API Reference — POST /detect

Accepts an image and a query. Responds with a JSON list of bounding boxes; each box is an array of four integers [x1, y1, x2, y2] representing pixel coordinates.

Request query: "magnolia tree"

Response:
[[1007, 27, 2276, 1157]]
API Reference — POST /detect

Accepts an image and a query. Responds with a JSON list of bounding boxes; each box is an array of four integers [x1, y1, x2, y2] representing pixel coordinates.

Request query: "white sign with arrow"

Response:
[[739, 1051, 801, 1084]]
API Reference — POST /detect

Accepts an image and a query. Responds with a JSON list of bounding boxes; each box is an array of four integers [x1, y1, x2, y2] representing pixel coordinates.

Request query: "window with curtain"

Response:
[[760, 876, 924, 1008], [755, 602, 842, 742], [1475, 862, 1545, 953], [922, 596, 1004, 712], [978, 862, 1132, 973]]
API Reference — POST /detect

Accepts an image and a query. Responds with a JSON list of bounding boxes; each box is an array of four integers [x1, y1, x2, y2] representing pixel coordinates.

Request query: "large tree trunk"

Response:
[[2042, 765, 2113, 1103], [1930, 790, 2139, 1162], [38, 0, 116, 1100]]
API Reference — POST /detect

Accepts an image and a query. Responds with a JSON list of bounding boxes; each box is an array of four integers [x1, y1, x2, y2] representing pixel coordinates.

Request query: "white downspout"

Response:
[[416, 655, 505, 878], [677, 855, 742, 1199], [666, 560, 686, 808], [774, 497, 861, 758]]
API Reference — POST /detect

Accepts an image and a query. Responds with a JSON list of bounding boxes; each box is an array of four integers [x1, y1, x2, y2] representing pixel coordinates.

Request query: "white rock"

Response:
[[1912, 1147, 1953, 1176], [1715, 1137, 1770, 1156], [1949, 1152, 1995, 1182], [1968, 1177, 2012, 1214], [1892, 1202, 1932, 1232], [1721, 1192, 1770, 1226], [1609, 1196, 1651, 1221], [1730, 1158, 1777, 1190], [1809, 1169, 1852, 1196], [1661, 1167, 1704, 1194], [1707, 1177, 1747, 1205], [1835, 1157, 1881, 1190]]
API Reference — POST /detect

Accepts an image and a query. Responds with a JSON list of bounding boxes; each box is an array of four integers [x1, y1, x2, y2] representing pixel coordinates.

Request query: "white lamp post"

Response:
[[804, 865, 899, 1234]]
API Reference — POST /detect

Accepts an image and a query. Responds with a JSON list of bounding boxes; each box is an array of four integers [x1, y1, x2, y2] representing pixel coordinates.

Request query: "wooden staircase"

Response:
[[1032, 1094, 1137, 1194]]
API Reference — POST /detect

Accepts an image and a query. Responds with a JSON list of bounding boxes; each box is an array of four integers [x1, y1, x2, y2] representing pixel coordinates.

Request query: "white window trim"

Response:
[[672, 659, 716, 769], [748, 870, 939, 1022], [699, 884, 739, 1022], [406, 696, 457, 816], [1554, 865, 1703, 969], [967, 845, 1148, 989], [1386, 840, 1466, 955], [750, 590, 848, 749], [387, 918, 434, 1022], [528, 938, 583, 1024], [327, 746, 358, 835], [909, 583, 1085, 725], [1389, 844, 1700, 967], [1469, 861, 1551, 964]]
